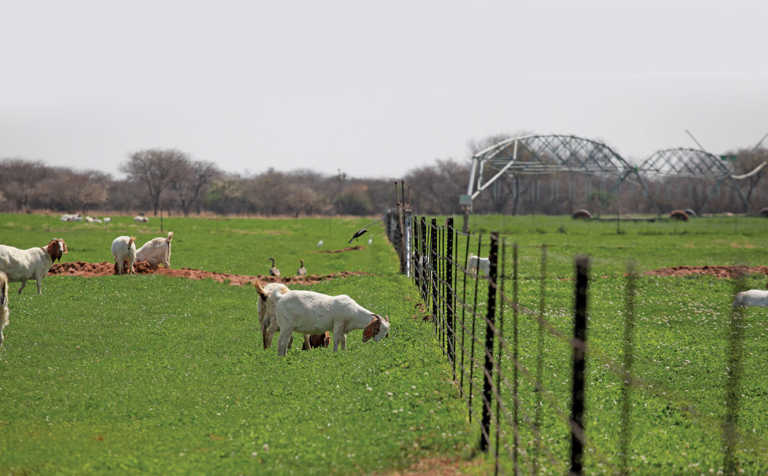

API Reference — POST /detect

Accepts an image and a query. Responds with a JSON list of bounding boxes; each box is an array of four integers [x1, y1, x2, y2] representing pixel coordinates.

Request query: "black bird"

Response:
[[297, 259, 307, 276], [348, 228, 368, 244]]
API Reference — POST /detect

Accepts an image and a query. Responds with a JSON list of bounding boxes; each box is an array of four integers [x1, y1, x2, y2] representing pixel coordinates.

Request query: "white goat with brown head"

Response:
[[255, 282, 390, 356], [0, 238, 68, 294]]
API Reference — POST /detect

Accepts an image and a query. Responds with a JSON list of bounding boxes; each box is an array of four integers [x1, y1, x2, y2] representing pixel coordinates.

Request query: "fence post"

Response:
[[430, 218, 438, 334], [620, 262, 637, 475], [420, 217, 428, 302], [723, 273, 747, 473], [479, 231, 499, 453], [446, 218, 455, 370], [570, 256, 590, 476]]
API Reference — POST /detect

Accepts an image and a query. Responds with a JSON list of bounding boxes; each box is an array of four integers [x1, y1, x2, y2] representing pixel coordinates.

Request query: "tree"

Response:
[[120, 149, 190, 215], [171, 160, 221, 216], [0, 159, 51, 211], [729, 147, 768, 212]]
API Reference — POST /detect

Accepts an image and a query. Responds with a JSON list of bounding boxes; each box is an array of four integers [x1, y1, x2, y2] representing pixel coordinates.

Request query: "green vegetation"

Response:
[[1, 213, 768, 474]]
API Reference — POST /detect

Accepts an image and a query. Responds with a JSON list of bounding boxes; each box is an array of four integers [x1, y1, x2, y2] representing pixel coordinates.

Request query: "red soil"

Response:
[[49, 261, 369, 286], [643, 265, 768, 278]]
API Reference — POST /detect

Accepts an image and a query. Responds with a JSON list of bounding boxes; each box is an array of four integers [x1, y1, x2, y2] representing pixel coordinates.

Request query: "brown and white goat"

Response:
[[0, 239, 68, 294]]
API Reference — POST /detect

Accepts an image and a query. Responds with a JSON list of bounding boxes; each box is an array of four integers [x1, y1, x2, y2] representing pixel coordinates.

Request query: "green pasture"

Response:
[[1, 213, 768, 474]]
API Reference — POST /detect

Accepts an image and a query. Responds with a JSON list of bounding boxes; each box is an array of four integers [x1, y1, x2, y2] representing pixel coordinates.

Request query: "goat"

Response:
[[1, 271, 9, 346], [134, 215, 149, 223], [136, 232, 174, 268], [467, 254, 490, 277], [0, 239, 68, 294], [257, 282, 290, 349], [255, 283, 390, 356], [60, 213, 82, 222], [301, 331, 331, 350], [733, 289, 768, 307], [111, 236, 136, 275]]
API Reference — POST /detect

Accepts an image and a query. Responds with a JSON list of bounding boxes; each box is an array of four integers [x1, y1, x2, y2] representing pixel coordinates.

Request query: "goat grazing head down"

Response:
[[362, 314, 390, 342], [45, 239, 68, 262]]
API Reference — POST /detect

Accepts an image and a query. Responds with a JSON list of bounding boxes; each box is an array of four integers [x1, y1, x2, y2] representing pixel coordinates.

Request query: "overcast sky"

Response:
[[1, 0, 766, 179]]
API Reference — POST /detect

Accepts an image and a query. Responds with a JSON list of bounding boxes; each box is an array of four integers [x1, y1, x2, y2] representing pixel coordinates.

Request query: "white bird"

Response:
[[367, 237, 373, 245], [316, 240, 324, 247]]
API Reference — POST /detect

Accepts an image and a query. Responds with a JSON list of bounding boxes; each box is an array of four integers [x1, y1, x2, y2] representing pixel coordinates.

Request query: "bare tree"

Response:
[[120, 149, 189, 215], [0, 159, 51, 211], [171, 160, 221, 216]]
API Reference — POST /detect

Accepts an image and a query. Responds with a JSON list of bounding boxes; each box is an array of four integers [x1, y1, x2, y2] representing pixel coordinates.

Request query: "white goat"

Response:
[[134, 215, 149, 223], [0, 239, 68, 294], [733, 289, 768, 307], [111, 236, 136, 275], [257, 282, 290, 349], [60, 213, 82, 222], [256, 283, 390, 356], [1, 271, 9, 346], [468, 254, 490, 277], [136, 232, 174, 267]]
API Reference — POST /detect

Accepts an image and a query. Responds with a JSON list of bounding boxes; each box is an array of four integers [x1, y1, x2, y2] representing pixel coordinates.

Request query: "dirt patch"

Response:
[[381, 457, 481, 476], [644, 265, 768, 279], [318, 245, 365, 254], [49, 261, 369, 286]]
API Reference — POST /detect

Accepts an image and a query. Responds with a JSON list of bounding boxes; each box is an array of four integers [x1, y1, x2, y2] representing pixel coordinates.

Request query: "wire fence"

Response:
[[406, 215, 766, 475]]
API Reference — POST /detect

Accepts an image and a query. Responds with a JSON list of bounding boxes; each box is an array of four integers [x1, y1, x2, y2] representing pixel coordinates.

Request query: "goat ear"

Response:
[[362, 317, 380, 342]]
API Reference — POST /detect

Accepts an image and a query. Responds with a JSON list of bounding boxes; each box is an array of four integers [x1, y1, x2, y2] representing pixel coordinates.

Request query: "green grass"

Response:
[[434, 214, 768, 474], [2, 213, 768, 474], [0, 214, 469, 475]]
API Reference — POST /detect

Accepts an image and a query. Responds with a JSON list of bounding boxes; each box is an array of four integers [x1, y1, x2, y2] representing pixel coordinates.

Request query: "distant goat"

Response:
[[134, 215, 149, 223], [733, 289, 768, 307], [136, 232, 174, 268], [111, 236, 136, 275], [255, 283, 390, 356], [467, 254, 490, 277], [1, 271, 9, 346], [0, 239, 68, 294]]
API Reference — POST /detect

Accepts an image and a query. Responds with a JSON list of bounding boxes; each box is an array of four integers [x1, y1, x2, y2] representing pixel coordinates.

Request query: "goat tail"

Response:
[[167, 231, 174, 243], [253, 280, 268, 299]]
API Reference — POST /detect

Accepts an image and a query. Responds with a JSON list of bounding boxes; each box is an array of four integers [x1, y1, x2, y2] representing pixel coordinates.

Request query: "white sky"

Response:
[[1, 0, 767, 178]]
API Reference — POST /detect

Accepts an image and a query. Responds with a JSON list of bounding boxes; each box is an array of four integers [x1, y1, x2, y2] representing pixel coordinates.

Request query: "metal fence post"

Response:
[[723, 273, 747, 473], [570, 256, 590, 476], [430, 218, 438, 334], [446, 217, 455, 370], [479, 231, 499, 453], [420, 217, 428, 302]]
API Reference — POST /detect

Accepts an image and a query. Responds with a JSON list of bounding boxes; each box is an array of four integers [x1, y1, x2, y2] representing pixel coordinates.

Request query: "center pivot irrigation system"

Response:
[[461, 133, 768, 230]]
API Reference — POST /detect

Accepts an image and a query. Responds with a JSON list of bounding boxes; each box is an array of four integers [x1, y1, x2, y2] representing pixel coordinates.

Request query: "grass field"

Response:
[[1, 213, 768, 474]]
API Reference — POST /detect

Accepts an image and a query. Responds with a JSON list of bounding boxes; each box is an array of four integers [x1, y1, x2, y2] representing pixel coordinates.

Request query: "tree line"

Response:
[[1, 143, 766, 217]]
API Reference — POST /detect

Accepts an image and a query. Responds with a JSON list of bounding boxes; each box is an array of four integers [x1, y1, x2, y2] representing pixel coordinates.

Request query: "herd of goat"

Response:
[[0, 224, 391, 353]]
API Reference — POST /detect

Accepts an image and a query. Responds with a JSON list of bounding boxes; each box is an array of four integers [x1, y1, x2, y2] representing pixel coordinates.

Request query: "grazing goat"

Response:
[[255, 283, 390, 356], [111, 236, 136, 275], [257, 282, 290, 349], [0, 239, 68, 294], [134, 215, 149, 223], [136, 232, 174, 267], [301, 331, 331, 350], [60, 213, 82, 222], [468, 254, 490, 277], [733, 289, 768, 307], [1, 271, 8, 346]]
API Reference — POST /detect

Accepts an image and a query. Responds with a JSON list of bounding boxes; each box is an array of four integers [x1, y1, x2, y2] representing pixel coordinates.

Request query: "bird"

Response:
[[316, 240, 324, 247], [367, 237, 373, 245], [348, 228, 368, 244], [269, 257, 281, 278], [297, 259, 307, 277]]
